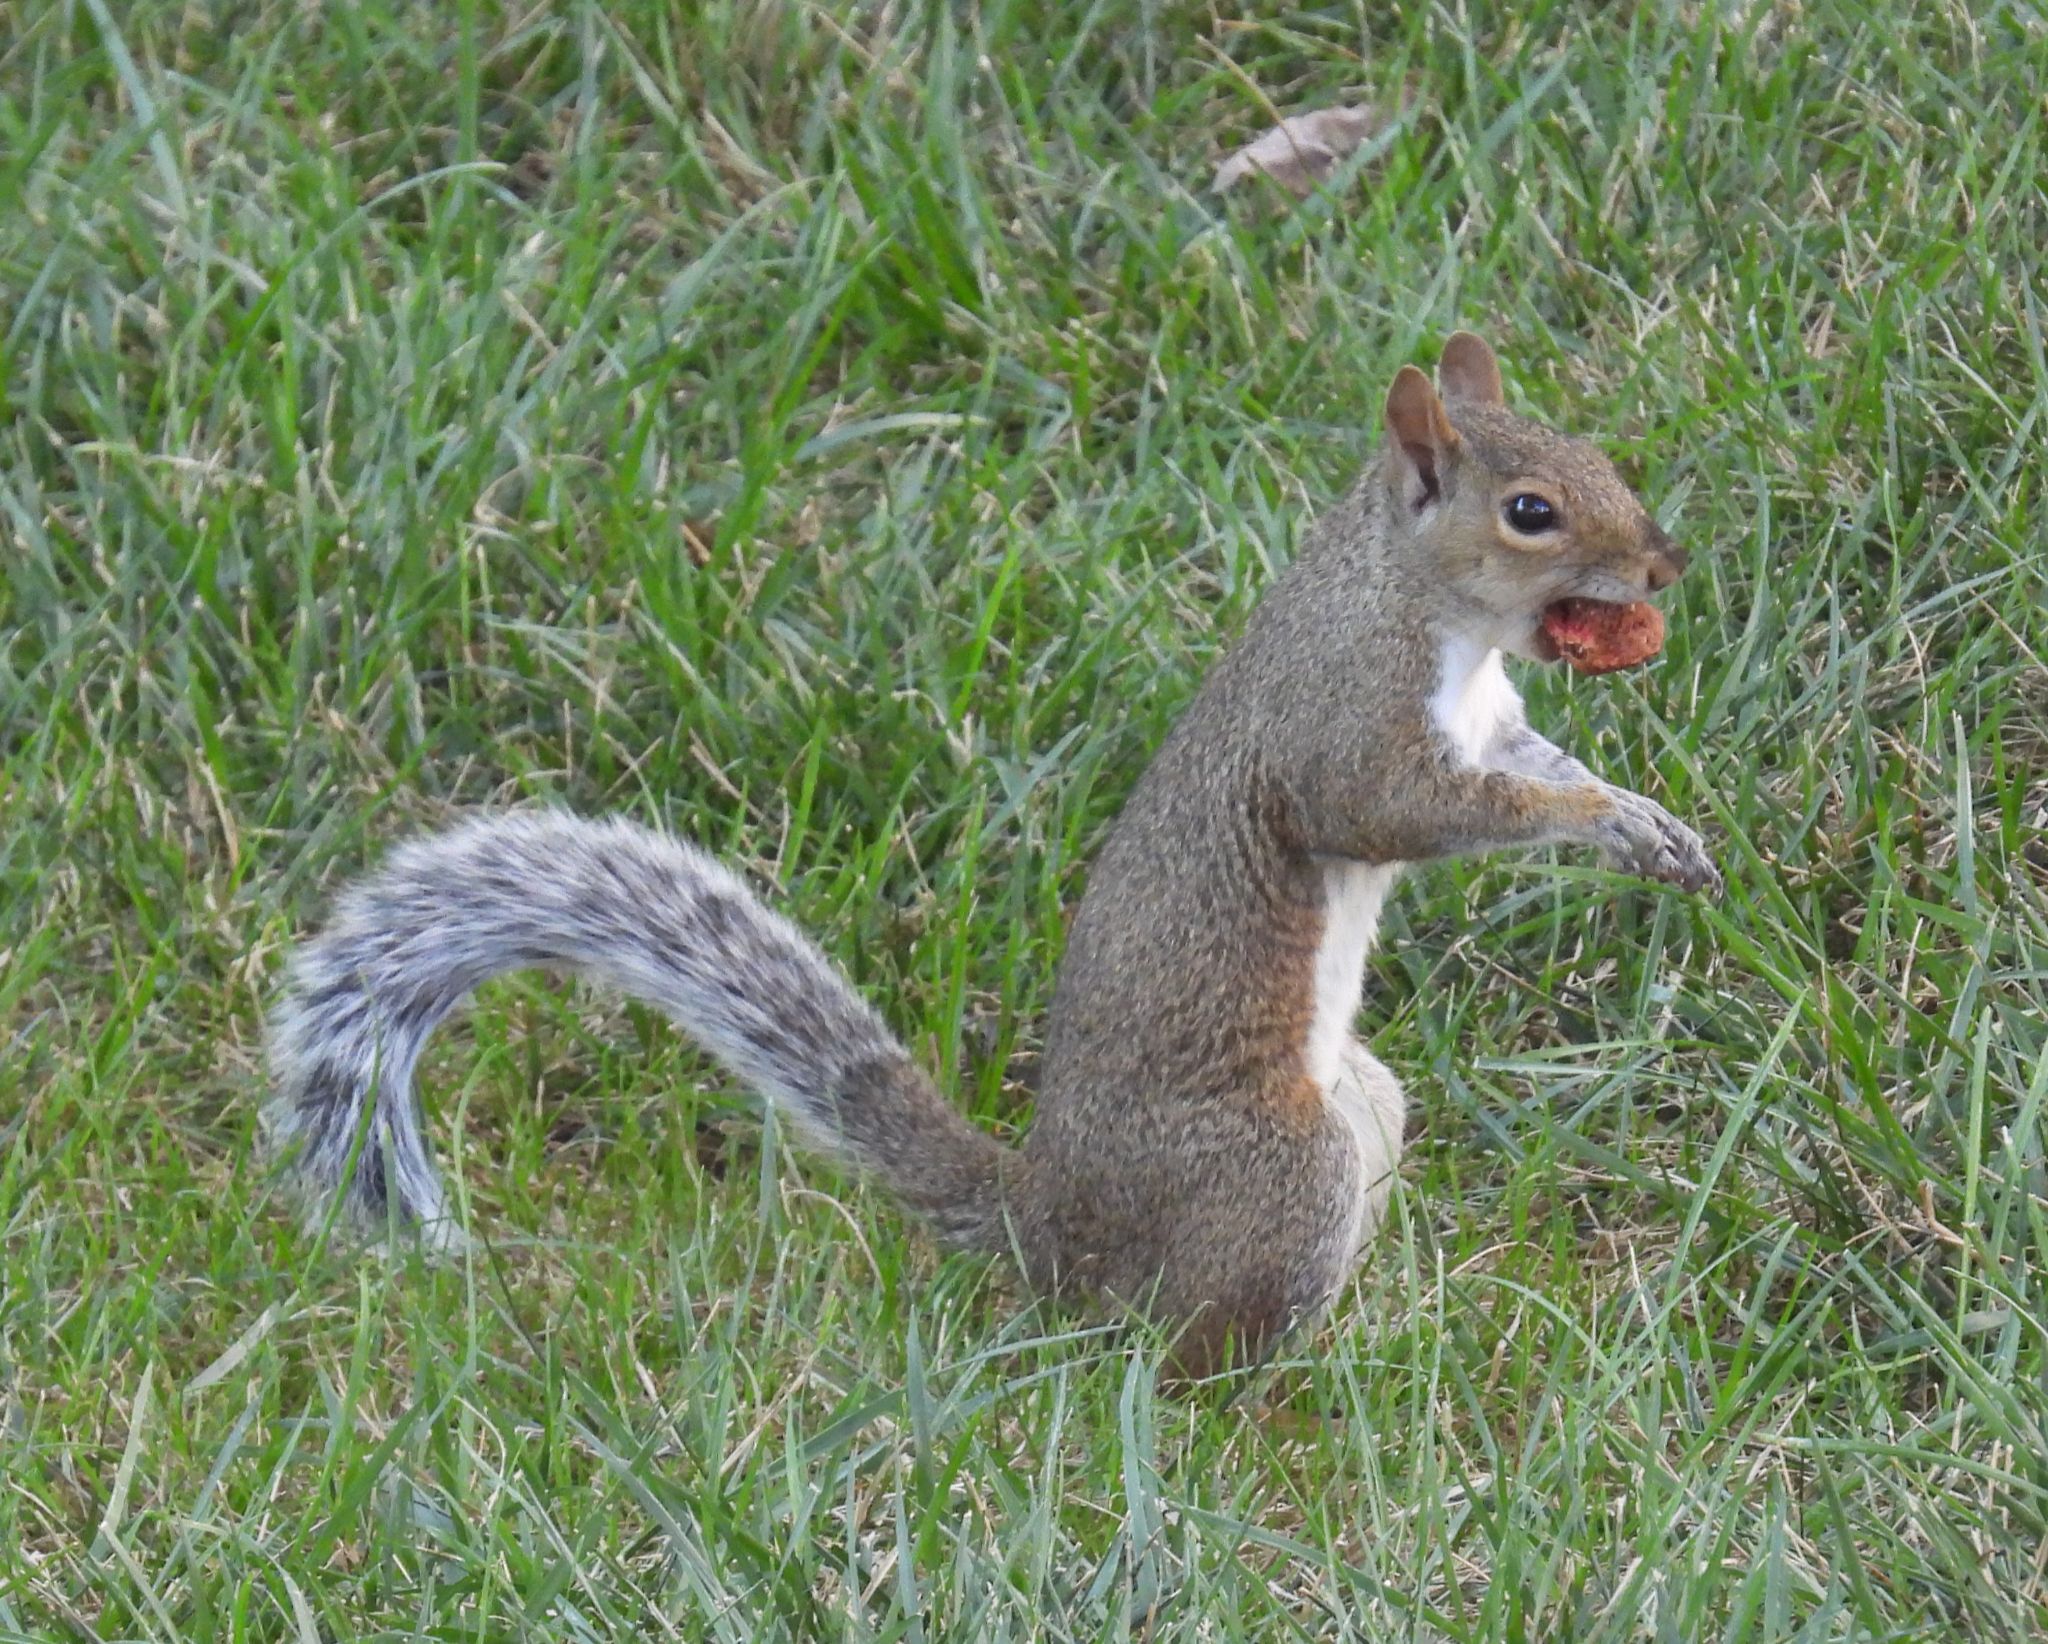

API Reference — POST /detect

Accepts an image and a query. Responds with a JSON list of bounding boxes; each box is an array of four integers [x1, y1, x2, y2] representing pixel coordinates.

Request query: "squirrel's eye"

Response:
[[1504, 493, 1558, 534]]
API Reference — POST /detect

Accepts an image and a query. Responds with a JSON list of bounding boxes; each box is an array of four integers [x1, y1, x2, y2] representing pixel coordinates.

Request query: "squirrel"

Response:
[[267, 332, 1720, 1380]]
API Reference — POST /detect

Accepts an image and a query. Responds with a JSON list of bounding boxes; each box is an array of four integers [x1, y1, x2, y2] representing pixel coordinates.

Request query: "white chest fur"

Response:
[[1303, 636, 1522, 1098], [1306, 858, 1397, 1091], [1429, 633, 1521, 767]]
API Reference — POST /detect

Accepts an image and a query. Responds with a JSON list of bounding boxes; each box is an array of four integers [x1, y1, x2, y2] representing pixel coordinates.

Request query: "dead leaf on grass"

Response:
[[1212, 105, 1382, 197]]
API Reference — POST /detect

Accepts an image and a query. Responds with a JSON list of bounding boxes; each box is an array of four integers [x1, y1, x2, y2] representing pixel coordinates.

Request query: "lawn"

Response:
[[4, 2, 2045, 1638]]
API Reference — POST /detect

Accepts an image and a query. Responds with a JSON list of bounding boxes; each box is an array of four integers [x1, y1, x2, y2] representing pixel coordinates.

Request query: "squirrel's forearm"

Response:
[[1301, 759, 1616, 865], [1486, 723, 1597, 788]]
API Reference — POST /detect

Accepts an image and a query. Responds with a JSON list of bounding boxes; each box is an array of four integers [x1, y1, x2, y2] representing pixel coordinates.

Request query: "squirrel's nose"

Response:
[[1646, 541, 1688, 592]]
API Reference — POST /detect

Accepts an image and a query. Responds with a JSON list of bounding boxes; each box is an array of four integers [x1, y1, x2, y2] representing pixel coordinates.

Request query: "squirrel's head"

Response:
[[1380, 332, 1686, 663]]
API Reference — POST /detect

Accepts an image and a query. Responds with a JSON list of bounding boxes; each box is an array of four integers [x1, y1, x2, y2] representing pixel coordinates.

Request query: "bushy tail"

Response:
[[266, 812, 1008, 1251]]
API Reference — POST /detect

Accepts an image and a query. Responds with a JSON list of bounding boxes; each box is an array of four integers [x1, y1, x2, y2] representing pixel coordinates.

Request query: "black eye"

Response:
[[1504, 493, 1557, 534]]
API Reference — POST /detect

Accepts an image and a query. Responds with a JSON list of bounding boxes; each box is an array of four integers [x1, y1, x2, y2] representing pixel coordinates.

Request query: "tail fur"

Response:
[[266, 812, 1008, 1251]]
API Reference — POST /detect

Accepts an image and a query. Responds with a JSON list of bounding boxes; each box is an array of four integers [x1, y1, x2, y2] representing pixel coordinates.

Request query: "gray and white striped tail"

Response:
[[266, 812, 1006, 1250]]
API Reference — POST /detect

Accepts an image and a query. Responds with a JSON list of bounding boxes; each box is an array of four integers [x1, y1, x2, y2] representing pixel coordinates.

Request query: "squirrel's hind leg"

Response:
[[1150, 1075, 1395, 1382], [1161, 1051, 1407, 1384]]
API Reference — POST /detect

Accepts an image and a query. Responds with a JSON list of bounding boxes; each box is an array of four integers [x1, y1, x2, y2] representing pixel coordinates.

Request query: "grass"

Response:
[[3, 0, 2046, 1636]]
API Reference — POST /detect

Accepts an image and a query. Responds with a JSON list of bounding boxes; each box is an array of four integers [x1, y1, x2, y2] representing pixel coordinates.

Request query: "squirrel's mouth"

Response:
[[1535, 597, 1666, 675]]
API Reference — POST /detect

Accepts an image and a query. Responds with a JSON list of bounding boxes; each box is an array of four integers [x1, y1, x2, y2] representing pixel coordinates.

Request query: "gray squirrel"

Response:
[[267, 333, 1719, 1378]]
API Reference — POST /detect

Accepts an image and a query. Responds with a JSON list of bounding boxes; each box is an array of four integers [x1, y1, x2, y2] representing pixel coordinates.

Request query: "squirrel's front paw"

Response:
[[1597, 791, 1722, 896]]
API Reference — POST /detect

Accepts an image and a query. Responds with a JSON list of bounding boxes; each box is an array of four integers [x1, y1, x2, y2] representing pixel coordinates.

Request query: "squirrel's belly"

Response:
[[1306, 859, 1399, 1091]]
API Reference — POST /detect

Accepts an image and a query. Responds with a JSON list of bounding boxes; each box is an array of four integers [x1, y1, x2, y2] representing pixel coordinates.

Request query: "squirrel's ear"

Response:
[[1437, 331, 1505, 407], [1384, 364, 1460, 511]]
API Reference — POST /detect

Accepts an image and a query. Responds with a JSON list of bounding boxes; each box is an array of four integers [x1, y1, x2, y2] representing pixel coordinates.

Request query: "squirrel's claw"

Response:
[[1597, 791, 1721, 896]]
